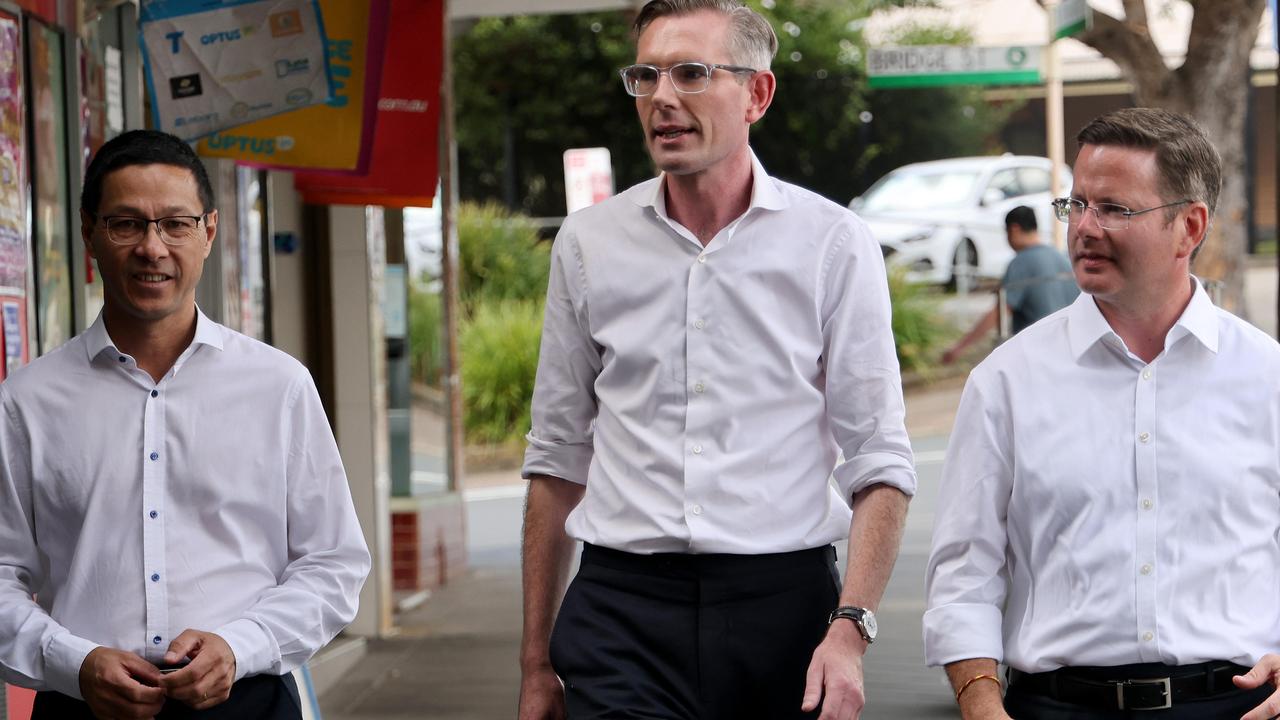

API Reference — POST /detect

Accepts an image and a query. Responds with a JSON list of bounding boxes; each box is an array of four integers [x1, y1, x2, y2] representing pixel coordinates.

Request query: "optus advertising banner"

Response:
[[294, 0, 442, 207], [139, 0, 333, 140], [195, 0, 389, 173]]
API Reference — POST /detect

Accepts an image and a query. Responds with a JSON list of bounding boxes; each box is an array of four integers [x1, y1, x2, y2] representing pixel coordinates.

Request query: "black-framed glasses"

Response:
[[99, 214, 208, 246], [1051, 198, 1191, 231], [619, 62, 757, 97]]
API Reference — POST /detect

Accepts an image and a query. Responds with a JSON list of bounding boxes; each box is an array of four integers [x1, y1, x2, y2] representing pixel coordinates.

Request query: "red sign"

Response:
[[293, 0, 442, 207], [12, 0, 55, 23]]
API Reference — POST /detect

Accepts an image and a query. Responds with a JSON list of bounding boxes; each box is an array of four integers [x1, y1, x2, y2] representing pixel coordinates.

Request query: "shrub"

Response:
[[457, 201, 550, 307], [409, 283, 446, 386], [459, 298, 544, 444], [887, 269, 950, 372]]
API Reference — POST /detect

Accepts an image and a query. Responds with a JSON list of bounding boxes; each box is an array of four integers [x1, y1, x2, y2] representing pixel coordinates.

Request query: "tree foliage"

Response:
[[452, 0, 1011, 216]]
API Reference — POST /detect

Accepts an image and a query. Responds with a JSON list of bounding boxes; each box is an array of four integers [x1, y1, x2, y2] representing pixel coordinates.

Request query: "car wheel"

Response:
[[948, 239, 979, 294]]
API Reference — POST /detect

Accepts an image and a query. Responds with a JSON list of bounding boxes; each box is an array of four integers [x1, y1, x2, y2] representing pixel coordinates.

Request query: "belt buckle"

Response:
[[1117, 677, 1172, 711]]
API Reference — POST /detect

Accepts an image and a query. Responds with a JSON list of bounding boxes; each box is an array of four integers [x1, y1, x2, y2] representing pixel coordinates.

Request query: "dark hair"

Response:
[[1005, 205, 1037, 233], [81, 129, 215, 217], [1075, 108, 1221, 218], [633, 0, 777, 71]]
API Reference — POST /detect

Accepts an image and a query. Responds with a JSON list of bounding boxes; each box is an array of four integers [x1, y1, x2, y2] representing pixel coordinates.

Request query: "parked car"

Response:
[[849, 155, 1072, 291]]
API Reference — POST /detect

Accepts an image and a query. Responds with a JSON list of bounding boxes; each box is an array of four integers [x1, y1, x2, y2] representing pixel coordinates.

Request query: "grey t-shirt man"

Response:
[[1002, 244, 1078, 333]]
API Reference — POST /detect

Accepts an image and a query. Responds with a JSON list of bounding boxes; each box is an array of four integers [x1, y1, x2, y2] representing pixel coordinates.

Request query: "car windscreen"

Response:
[[860, 170, 980, 212]]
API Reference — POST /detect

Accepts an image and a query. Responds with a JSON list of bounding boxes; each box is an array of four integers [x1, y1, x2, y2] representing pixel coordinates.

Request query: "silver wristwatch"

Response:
[[828, 606, 877, 644]]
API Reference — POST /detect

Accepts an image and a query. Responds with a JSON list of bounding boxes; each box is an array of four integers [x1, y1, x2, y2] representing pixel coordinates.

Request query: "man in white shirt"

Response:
[[518, 2, 915, 719], [0, 130, 370, 719], [925, 107, 1280, 719]]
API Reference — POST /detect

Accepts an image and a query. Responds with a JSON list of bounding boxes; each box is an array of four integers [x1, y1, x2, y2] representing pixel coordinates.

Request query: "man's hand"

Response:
[[1234, 654, 1280, 720], [517, 664, 566, 720], [78, 646, 166, 720], [157, 629, 237, 709], [801, 620, 867, 720]]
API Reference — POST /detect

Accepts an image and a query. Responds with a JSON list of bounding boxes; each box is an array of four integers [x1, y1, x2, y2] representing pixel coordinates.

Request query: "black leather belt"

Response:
[[1008, 662, 1250, 711]]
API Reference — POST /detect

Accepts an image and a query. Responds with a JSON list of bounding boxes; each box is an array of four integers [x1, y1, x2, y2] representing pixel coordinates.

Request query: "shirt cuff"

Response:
[[43, 632, 101, 699], [216, 618, 276, 681], [922, 602, 1005, 667], [833, 454, 917, 502], [522, 433, 592, 485]]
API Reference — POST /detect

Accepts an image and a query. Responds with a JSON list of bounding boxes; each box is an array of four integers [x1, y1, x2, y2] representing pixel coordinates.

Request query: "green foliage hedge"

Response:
[[460, 299, 545, 444]]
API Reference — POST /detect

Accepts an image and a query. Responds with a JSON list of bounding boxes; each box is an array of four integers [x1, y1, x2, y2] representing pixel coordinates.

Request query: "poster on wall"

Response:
[[139, 0, 333, 140], [28, 18, 73, 356], [195, 0, 389, 173], [0, 11, 27, 378], [2, 298, 24, 379]]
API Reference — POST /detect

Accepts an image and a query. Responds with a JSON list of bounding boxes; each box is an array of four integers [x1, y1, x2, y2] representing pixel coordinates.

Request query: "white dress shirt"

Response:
[[0, 310, 370, 699], [522, 152, 916, 554], [925, 281, 1280, 672]]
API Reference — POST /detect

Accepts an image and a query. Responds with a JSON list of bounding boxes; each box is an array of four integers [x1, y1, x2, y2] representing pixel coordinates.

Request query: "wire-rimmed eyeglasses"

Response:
[[619, 62, 757, 97], [98, 214, 208, 246], [1051, 198, 1191, 231]]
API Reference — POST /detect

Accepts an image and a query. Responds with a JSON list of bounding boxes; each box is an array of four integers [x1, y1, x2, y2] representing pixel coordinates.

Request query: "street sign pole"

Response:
[[1045, 0, 1065, 250]]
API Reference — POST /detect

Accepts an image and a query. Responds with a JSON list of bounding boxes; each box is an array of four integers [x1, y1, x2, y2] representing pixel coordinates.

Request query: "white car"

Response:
[[849, 156, 1072, 291]]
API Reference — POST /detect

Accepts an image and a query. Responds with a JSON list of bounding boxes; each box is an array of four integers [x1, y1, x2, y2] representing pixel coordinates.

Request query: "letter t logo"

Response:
[[166, 31, 184, 54]]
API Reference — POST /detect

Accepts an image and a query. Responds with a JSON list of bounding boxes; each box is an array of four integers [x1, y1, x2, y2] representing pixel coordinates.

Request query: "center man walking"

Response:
[[517, 2, 916, 719]]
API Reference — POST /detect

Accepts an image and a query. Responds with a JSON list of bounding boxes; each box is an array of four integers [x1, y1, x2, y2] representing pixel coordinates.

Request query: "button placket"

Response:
[[1133, 364, 1159, 662], [141, 380, 170, 662]]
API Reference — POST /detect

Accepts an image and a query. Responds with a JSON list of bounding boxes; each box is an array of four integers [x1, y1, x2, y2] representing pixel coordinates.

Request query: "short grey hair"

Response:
[[633, 0, 778, 71]]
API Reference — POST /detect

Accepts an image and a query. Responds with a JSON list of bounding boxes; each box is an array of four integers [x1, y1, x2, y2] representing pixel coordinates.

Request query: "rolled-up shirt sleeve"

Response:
[[522, 223, 603, 485], [0, 386, 100, 699], [218, 374, 371, 680], [820, 218, 917, 501], [923, 370, 1014, 666]]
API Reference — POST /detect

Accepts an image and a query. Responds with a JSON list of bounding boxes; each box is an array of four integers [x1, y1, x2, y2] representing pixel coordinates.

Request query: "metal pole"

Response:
[[439, 0, 466, 493], [1044, 0, 1066, 251]]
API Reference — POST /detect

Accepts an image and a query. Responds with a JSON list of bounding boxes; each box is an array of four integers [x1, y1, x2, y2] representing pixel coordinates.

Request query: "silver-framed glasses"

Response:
[[1051, 198, 1191, 231], [619, 62, 757, 97]]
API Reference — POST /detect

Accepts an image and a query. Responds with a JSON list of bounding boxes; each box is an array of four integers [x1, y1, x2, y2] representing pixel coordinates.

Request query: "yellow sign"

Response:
[[196, 0, 385, 172]]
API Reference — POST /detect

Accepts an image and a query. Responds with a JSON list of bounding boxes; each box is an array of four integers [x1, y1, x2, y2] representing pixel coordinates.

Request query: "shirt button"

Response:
[[150, 452, 160, 461], [697, 255, 707, 264], [694, 319, 705, 330], [1138, 432, 1150, 443], [1140, 564, 1152, 576], [693, 383, 705, 394], [151, 573, 160, 582], [149, 510, 159, 519], [1142, 369, 1152, 380], [1141, 499, 1153, 510], [1142, 631, 1154, 642], [153, 636, 163, 645], [150, 390, 159, 398], [691, 505, 703, 516], [692, 444, 703, 455]]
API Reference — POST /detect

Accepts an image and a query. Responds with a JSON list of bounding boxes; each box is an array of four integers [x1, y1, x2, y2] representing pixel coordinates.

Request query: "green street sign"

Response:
[[1054, 0, 1092, 39], [867, 45, 1042, 89]]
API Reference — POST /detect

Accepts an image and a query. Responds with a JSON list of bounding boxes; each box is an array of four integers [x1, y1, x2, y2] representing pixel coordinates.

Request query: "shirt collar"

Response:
[[1066, 276, 1219, 360], [84, 306, 225, 362], [636, 148, 789, 214]]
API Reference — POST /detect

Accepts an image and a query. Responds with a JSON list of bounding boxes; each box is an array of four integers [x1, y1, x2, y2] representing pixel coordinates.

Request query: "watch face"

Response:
[[862, 610, 878, 640]]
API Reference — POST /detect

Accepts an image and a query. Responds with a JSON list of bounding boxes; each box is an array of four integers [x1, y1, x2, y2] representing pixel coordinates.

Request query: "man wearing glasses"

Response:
[[0, 129, 370, 719], [519, 2, 915, 719], [926, 107, 1280, 719]]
